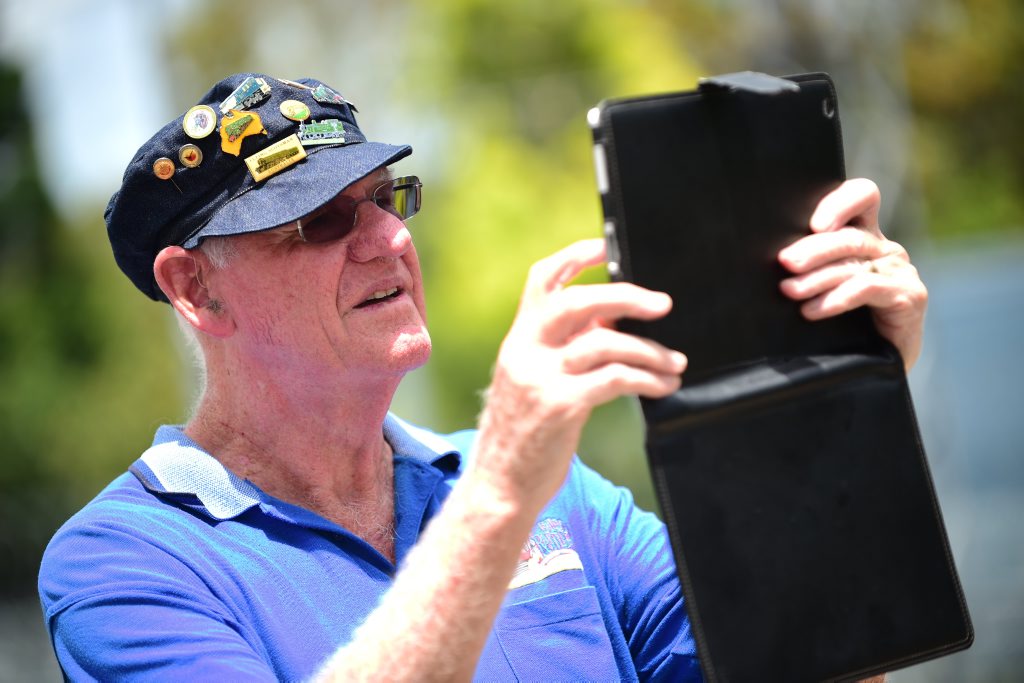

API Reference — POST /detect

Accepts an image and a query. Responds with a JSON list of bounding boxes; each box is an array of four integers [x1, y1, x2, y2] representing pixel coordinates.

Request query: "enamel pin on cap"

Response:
[[276, 77, 312, 90], [178, 144, 203, 168], [183, 105, 217, 139], [310, 83, 357, 111], [152, 157, 183, 193], [245, 133, 307, 182], [219, 76, 272, 114], [219, 109, 267, 156], [152, 157, 175, 180], [298, 118, 346, 146], [280, 99, 311, 122]]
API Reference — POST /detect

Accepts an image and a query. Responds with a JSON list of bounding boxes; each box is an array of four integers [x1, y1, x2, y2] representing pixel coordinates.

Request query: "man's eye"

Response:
[[299, 210, 356, 244], [375, 190, 395, 209]]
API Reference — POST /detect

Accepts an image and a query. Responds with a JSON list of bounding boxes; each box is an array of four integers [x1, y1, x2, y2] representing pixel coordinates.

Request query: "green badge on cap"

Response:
[[298, 118, 346, 146]]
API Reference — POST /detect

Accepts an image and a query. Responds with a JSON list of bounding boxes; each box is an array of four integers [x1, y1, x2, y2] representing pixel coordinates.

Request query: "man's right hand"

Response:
[[474, 237, 687, 516]]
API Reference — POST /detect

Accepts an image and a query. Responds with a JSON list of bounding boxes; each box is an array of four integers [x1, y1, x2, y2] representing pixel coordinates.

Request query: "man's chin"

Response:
[[392, 329, 432, 371]]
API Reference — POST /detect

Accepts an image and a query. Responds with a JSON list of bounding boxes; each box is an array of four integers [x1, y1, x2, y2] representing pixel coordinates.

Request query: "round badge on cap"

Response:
[[183, 105, 217, 139], [179, 144, 203, 168], [280, 99, 311, 122], [152, 157, 176, 180]]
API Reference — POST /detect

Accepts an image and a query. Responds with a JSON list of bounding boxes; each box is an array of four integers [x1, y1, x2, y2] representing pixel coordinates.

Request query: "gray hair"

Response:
[[198, 235, 238, 269], [174, 235, 237, 415]]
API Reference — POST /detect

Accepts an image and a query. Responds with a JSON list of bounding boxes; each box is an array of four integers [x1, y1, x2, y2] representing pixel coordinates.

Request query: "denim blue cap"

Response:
[[104, 73, 412, 301]]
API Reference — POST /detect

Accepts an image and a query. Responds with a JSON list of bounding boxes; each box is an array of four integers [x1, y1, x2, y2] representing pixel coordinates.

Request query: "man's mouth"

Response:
[[354, 287, 402, 308]]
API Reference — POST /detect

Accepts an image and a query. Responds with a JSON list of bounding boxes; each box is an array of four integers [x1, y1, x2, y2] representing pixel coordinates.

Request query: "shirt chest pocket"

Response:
[[492, 584, 621, 682]]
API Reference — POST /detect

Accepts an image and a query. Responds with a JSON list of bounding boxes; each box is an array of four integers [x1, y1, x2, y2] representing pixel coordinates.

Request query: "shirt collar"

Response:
[[129, 414, 463, 521], [383, 413, 462, 471]]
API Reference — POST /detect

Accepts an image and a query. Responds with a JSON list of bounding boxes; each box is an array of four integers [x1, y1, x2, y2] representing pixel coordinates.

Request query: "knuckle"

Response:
[[852, 177, 881, 201], [526, 260, 548, 282], [911, 282, 929, 308], [854, 229, 870, 251], [886, 240, 909, 260]]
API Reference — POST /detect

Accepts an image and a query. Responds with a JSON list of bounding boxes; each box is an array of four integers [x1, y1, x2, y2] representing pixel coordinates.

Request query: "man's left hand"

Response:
[[777, 178, 928, 370]]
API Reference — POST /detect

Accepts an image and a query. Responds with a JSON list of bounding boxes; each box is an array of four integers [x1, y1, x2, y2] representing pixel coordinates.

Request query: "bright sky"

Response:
[[1, 0, 193, 218], [1, 0, 444, 221]]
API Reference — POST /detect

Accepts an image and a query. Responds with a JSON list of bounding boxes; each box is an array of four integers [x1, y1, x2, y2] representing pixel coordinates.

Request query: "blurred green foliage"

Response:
[[903, 0, 1024, 236], [0, 66, 187, 595], [2, 0, 1022, 598]]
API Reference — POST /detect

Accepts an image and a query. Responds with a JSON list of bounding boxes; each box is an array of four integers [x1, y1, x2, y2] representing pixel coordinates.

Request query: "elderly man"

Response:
[[38, 73, 924, 681]]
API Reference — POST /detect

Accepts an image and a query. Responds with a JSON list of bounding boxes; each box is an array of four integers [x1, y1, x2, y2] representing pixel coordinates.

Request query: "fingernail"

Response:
[[809, 212, 834, 232], [651, 291, 672, 309], [778, 247, 801, 267]]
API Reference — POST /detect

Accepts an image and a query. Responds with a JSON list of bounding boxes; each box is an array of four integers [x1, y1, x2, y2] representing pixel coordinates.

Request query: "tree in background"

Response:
[[0, 63, 184, 596], [652, 0, 1024, 240]]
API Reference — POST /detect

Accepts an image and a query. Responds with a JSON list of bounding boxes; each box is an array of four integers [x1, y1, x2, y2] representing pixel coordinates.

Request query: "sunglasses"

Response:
[[295, 175, 422, 244]]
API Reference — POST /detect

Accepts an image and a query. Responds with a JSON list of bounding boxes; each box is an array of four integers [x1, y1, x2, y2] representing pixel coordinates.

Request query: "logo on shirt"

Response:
[[509, 517, 584, 589]]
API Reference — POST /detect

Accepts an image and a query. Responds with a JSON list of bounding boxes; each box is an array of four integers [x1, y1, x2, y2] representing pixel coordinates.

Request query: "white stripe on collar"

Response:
[[139, 438, 261, 520]]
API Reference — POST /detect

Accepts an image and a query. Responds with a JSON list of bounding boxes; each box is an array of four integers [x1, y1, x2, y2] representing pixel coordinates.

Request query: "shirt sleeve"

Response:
[[568, 458, 705, 682], [39, 519, 279, 682]]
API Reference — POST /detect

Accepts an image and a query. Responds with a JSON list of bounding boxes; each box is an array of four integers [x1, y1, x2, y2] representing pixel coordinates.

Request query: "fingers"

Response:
[[780, 251, 908, 300], [538, 282, 673, 343], [809, 178, 882, 234], [778, 227, 900, 275], [518, 238, 674, 344], [577, 362, 683, 404], [786, 246, 928, 370], [521, 238, 606, 309], [561, 326, 687, 376], [795, 261, 925, 321], [780, 179, 927, 370]]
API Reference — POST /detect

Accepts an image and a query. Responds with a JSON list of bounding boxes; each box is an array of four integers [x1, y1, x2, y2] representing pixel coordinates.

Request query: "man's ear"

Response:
[[153, 246, 236, 338]]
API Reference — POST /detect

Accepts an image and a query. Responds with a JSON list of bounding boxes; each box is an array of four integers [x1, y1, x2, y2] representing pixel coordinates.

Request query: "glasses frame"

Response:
[[295, 175, 422, 244]]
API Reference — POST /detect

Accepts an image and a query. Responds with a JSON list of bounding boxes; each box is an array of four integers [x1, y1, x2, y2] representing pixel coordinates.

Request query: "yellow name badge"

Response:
[[245, 134, 307, 182]]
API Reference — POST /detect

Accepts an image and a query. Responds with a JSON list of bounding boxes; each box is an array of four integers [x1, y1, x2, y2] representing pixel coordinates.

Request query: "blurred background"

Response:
[[1, 0, 1020, 680]]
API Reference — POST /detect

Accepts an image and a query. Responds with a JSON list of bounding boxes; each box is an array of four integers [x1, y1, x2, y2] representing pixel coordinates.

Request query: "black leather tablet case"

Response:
[[589, 72, 972, 682]]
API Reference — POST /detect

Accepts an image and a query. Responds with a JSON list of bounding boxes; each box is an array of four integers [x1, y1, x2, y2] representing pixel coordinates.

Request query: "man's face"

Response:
[[207, 169, 432, 384]]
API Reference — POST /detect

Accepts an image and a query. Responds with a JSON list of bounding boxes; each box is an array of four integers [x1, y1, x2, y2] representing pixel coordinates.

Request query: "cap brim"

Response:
[[181, 141, 412, 248]]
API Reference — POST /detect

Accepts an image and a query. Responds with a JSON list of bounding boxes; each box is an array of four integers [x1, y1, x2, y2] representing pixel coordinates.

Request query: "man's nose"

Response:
[[345, 202, 412, 263]]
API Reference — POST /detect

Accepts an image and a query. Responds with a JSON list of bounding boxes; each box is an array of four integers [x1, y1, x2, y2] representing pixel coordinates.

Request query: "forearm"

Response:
[[313, 457, 537, 682]]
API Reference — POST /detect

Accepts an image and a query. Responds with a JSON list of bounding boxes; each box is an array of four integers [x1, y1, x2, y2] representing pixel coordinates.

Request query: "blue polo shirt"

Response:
[[39, 414, 701, 681]]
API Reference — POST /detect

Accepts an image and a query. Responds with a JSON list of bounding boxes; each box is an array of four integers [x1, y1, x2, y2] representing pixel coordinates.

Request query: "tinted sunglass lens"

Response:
[[298, 207, 357, 243], [300, 177, 421, 243], [383, 176, 421, 220]]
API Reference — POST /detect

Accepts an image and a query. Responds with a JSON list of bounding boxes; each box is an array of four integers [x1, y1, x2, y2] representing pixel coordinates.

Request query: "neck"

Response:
[[185, 353, 403, 562]]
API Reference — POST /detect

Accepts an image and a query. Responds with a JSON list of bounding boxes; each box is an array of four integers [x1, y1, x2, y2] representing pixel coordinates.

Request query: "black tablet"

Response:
[[589, 72, 973, 682]]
